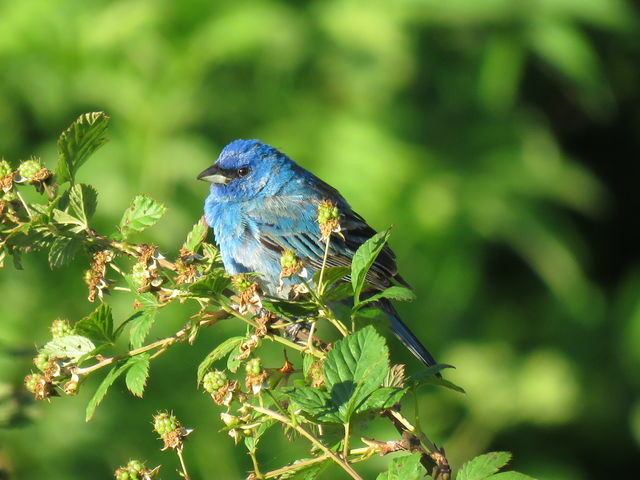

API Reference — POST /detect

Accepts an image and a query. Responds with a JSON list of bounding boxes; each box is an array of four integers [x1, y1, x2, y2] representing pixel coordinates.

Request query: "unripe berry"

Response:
[[280, 250, 297, 268], [115, 468, 129, 480], [245, 358, 262, 376], [18, 158, 43, 181], [203, 370, 227, 394], [127, 460, 143, 474], [220, 412, 239, 427], [24, 373, 41, 393], [131, 262, 147, 287], [0, 159, 11, 178], [153, 411, 178, 436], [50, 318, 73, 338], [34, 352, 49, 372]]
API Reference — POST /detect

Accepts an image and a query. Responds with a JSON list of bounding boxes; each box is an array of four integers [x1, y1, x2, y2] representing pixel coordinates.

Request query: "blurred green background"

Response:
[[1, 0, 639, 478]]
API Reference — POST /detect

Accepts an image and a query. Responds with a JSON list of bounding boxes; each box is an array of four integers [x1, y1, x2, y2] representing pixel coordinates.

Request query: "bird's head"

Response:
[[198, 139, 297, 201]]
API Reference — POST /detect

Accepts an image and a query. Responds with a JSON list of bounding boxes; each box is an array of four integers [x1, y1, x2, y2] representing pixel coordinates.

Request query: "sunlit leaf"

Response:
[[56, 112, 110, 185]]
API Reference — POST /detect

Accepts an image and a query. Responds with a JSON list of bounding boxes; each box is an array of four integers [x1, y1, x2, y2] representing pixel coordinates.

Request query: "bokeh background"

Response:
[[1, 0, 639, 478]]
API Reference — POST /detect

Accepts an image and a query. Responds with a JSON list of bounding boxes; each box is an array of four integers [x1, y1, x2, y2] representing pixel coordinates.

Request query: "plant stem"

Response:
[[263, 454, 330, 479], [317, 236, 332, 296], [249, 449, 263, 479], [176, 446, 191, 480], [343, 422, 350, 459], [250, 405, 363, 480]]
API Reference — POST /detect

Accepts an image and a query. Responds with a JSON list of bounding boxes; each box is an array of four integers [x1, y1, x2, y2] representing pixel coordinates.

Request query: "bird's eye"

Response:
[[237, 167, 250, 177]]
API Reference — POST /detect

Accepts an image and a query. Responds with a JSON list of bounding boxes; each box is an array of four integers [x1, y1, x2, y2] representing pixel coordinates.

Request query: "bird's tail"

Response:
[[379, 299, 438, 369]]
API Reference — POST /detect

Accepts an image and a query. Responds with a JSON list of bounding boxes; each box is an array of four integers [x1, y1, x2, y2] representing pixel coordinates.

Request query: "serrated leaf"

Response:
[[357, 386, 408, 413], [68, 183, 98, 225], [268, 456, 331, 480], [42, 335, 96, 361], [56, 112, 110, 185], [355, 286, 416, 310], [197, 336, 244, 385], [187, 270, 230, 298], [323, 326, 389, 422], [183, 216, 209, 253], [118, 195, 167, 238], [48, 236, 81, 269], [376, 453, 429, 480], [351, 229, 391, 304], [458, 452, 513, 480], [490, 473, 538, 480], [312, 266, 350, 292], [226, 342, 244, 373], [286, 386, 342, 423], [261, 298, 319, 319], [51, 209, 86, 231], [75, 303, 115, 345], [85, 361, 130, 421], [128, 309, 157, 348], [125, 354, 150, 397]]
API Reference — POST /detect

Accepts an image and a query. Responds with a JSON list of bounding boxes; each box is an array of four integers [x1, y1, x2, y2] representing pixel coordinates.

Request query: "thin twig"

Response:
[[250, 405, 363, 480]]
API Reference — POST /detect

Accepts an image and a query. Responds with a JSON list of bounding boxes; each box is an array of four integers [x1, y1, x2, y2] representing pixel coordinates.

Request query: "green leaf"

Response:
[[357, 387, 408, 413], [56, 112, 110, 185], [286, 386, 342, 423], [351, 229, 391, 303], [68, 183, 98, 225], [128, 309, 157, 349], [410, 364, 465, 394], [490, 473, 538, 480], [355, 286, 416, 310], [125, 354, 150, 397], [458, 452, 512, 480], [42, 335, 96, 361], [322, 282, 354, 303], [262, 298, 319, 319], [48, 236, 81, 269], [226, 342, 244, 373], [51, 209, 86, 232], [376, 453, 429, 480], [197, 336, 244, 385], [323, 325, 389, 422], [75, 303, 115, 345], [312, 266, 350, 291], [187, 270, 231, 298], [183, 216, 209, 253], [118, 195, 167, 239], [85, 361, 130, 421]]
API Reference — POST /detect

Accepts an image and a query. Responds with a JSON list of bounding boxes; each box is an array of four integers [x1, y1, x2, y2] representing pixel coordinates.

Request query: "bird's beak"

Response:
[[197, 165, 229, 184]]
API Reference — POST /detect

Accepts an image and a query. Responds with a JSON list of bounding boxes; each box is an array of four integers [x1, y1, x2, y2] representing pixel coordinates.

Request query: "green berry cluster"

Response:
[[34, 352, 50, 372], [203, 370, 227, 394], [17, 158, 43, 181], [0, 159, 12, 178], [232, 275, 253, 291], [114, 460, 145, 480], [317, 201, 339, 224], [245, 358, 262, 376], [24, 374, 41, 393], [280, 249, 297, 268], [220, 412, 240, 427], [131, 262, 147, 286], [153, 411, 178, 436], [50, 319, 74, 338]]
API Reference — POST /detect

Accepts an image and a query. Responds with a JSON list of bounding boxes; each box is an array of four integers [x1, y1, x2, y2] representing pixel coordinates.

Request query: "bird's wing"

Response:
[[244, 196, 405, 291]]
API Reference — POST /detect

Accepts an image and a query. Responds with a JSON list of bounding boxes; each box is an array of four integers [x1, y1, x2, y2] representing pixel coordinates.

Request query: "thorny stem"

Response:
[[250, 405, 363, 480], [176, 446, 191, 480]]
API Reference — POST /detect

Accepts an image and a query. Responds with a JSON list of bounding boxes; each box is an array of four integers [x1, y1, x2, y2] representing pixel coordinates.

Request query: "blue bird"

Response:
[[198, 139, 437, 368]]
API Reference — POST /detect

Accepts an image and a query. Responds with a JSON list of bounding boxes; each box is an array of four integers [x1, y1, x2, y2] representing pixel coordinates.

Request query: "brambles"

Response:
[[2, 113, 538, 480]]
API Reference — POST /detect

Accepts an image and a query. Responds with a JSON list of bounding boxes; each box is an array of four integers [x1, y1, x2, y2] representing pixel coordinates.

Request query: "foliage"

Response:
[[0, 114, 539, 479], [0, 1, 638, 479]]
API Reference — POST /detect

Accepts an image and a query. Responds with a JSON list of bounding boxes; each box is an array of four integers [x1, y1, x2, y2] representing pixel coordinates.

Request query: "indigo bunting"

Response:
[[198, 139, 437, 367]]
